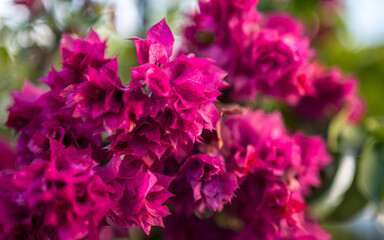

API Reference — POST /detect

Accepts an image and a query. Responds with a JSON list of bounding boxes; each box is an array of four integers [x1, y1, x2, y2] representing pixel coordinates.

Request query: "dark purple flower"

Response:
[[228, 170, 313, 239], [0, 144, 114, 239], [262, 12, 306, 37], [183, 0, 314, 102], [220, 110, 292, 176], [233, 29, 313, 102], [6, 81, 45, 133], [60, 30, 107, 71], [295, 64, 365, 121], [106, 157, 174, 235], [171, 154, 238, 215], [293, 132, 331, 195]]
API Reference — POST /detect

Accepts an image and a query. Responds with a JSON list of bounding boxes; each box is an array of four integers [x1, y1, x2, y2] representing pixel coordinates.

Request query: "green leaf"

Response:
[[358, 138, 384, 204], [328, 108, 349, 153], [326, 179, 368, 222], [365, 116, 384, 141]]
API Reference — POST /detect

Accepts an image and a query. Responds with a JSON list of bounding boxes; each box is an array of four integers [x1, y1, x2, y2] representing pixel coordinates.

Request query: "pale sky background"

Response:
[[345, 0, 384, 47]]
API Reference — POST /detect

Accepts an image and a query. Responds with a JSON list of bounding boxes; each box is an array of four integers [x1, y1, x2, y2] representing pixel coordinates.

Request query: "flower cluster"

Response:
[[184, 0, 364, 121], [1, 6, 334, 239], [111, 19, 226, 165], [171, 153, 238, 215], [220, 110, 331, 190], [0, 151, 113, 239], [294, 63, 365, 122], [2, 19, 226, 238], [223, 111, 330, 239], [165, 110, 331, 239]]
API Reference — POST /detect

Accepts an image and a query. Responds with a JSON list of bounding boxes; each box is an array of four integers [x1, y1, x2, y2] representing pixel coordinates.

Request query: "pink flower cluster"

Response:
[[1, 14, 333, 240], [2, 19, 226, 238], [165, 110, 331, 239], [184, 0, 364, 121], [220, 110, 331, 194], [294, 64, 364, 121], [223, 111, 331, 239]]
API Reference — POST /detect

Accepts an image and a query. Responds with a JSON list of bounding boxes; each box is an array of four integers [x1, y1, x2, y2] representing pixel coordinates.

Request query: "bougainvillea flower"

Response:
[[6, 81, 45, 133], [111, 19, 226, 164], [220, 110, 293, 176], [60, 29, 107, 70], [233, 28, 313, 102], [107, 158, 173, 235], [183, 0, 314, 102], [227, 170, 324, 239], [131, 18, 175, 66], [6, 81, 48, 166], [295, 64, 365, 121], [0, 146, 114, 239], [171, 154, 238, 215], [293, 132, 331, 194], [262, 12, 306, 37]]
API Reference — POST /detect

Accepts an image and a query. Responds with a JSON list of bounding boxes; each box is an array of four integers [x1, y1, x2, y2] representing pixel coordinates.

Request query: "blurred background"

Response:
[[1, 0, 384, 239]]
